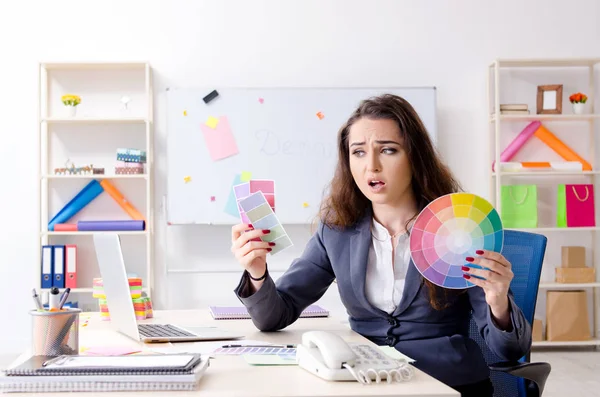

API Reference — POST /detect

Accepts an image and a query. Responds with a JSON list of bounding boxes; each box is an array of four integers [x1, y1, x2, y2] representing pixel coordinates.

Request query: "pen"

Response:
[[49, 287, 60, 311], [31, 288, 43, 310], [58, 288, 71, 310], [221, 344, 296, 349]]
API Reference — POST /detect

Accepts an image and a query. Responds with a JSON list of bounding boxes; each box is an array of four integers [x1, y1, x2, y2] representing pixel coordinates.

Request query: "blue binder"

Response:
[[41, 245, 53, 289], [52, 245, 65, 288]]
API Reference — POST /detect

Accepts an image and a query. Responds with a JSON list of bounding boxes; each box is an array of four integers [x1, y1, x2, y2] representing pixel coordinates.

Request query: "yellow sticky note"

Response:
[[241, 171, 252, 182], [206, 116, 219, 129], [303, 202, 309, 208], [184, 176, 192, 183], [183, 110, 187, 116]]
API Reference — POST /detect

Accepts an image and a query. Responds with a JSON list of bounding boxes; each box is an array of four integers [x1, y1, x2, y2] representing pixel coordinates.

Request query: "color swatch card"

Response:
[[409, 193, 504, 289], [233, 180, 276, 224], [238, 191, 293, 255]]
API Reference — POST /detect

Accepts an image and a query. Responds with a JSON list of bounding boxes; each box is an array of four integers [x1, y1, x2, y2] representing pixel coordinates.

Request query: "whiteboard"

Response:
[[166, 87, 437, 225]]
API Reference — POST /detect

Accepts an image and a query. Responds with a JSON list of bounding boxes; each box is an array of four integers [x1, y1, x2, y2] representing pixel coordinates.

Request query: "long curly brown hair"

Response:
[[319, 94, 464, 310]]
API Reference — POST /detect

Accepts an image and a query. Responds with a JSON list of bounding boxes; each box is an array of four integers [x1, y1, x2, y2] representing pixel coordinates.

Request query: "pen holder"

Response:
[[30, 308, 81, 356]]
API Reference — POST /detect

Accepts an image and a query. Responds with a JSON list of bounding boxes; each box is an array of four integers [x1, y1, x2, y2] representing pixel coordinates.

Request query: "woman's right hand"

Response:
[[230, 223, 274, 280]]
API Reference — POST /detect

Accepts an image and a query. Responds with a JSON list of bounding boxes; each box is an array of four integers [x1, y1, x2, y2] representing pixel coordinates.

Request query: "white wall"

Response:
[[1, 0, 599, 355]]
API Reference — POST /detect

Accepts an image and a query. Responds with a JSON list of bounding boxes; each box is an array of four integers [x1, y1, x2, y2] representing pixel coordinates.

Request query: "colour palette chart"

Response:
[[409, 193, 504, 289], [212, 346, 296, 357], [233, 180, 276, 224], [235, 184, 293, 256]]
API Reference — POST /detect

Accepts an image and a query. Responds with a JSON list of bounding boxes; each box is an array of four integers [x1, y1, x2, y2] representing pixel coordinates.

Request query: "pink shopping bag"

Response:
[[566, 184, 596, 227]]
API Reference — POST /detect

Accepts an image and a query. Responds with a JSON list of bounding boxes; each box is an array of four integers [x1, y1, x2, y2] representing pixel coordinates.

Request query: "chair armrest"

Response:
[[490, 361, 551, 397]]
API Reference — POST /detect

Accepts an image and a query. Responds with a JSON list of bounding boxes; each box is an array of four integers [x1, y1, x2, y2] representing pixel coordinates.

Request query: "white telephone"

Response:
[[296, 331, 414, 385]]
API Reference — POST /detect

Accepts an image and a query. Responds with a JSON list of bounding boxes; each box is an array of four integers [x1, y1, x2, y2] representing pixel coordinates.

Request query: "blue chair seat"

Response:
[[468, 230, 551, 397]]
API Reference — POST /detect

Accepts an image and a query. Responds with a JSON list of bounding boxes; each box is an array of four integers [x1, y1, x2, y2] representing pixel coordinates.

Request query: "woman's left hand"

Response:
[[463, 249, 514, 329]]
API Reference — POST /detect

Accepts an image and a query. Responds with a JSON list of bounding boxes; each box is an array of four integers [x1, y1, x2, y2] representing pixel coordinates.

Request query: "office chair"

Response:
[[468, 229, 551, 397]]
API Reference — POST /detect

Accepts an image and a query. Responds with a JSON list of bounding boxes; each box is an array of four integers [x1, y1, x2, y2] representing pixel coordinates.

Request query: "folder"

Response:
[[52, 245, 65, 288], [65, 244, 77, 288], [41, 246, 53, 289]]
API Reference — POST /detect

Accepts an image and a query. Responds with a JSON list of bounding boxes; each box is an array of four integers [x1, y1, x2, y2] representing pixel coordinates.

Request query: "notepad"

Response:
[[5, 353, 203, 376], [209, 304, 329, 320]]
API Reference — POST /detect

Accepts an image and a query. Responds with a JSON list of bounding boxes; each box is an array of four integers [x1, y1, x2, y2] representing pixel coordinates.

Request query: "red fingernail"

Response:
[[461, 266, 470, 271], [476, 250, 484, 255], [263, 230, 271, 234], [466, 257, 474, 262], [269, 242, 276, 246], [267, 248, 272, 251], [463, 274, 471, 279]]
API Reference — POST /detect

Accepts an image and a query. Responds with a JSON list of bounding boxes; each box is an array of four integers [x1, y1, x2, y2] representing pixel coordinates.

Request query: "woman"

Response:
[[230, 94, 532, 396]]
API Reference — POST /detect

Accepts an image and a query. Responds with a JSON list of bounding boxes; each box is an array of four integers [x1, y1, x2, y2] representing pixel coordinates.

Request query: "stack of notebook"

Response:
[[0, 353, 209, 393], [209, 304, 329, 320]]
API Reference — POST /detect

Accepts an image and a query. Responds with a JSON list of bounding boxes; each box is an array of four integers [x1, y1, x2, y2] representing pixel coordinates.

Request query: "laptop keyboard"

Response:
[[138, 324, 196, 338]]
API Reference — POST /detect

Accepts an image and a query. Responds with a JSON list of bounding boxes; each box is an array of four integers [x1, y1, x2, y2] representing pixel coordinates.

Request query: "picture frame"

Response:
[[537, 84, 563, 114]]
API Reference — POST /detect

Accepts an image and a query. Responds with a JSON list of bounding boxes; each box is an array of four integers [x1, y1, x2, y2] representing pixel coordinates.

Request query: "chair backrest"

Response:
[[468, 229, 547, 397]]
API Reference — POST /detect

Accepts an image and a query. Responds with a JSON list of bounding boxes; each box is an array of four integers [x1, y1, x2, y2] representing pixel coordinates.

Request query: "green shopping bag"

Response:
[[500, 185, 538, 228], [556, 184, 567, 227]]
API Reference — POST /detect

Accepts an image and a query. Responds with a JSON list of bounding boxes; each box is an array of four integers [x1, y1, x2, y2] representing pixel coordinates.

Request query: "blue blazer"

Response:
[[235, 210, 532, 387]]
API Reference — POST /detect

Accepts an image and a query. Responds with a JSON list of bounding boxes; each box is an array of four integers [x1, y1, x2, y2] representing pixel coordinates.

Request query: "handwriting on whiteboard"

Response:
[[255, 129, 335, 158]]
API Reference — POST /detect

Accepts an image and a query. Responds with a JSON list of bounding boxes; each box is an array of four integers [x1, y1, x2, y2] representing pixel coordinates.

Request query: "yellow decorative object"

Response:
[[184, 176, 192, 183], [303, 202, 309, 208], [61, 94, 81, 106], [183, 110, 188, 116]]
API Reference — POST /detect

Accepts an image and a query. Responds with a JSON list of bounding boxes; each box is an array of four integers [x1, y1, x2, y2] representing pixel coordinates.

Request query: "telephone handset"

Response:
[[296, 331, 414, 385]]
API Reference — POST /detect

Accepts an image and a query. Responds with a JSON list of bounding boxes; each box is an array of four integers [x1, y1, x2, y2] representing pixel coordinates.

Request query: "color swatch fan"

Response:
[[409, 193, 504, 289]]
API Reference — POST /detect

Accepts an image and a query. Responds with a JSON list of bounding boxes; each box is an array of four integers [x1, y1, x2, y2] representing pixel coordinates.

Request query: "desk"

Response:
[[9, 309, 459, 397]]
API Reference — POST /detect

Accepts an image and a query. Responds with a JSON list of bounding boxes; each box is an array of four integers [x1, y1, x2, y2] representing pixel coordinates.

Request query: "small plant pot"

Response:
[[572, 102, 585, 115]]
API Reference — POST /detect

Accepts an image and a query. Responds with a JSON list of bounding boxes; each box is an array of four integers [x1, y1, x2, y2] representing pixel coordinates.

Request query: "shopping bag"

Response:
[[556, 184, 567, 227], [566, 184, 595, 227], [500, 185, 538, 228]]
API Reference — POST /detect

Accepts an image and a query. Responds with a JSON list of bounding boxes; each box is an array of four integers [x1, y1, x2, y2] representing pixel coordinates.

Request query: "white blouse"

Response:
[[364, 217, 411, 314]]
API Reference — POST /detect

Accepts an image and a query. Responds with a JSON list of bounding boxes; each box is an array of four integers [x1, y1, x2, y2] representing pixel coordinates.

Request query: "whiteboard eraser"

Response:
[[203, 90, 219, 104]]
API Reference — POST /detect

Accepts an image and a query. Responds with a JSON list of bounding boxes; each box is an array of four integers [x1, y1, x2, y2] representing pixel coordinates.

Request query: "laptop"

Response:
[[92, 233, 245, 343]]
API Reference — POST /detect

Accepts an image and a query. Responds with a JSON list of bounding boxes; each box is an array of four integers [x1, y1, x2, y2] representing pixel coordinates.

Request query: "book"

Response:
[[209, 304, 329, 320], [5, 353, 202, 377]]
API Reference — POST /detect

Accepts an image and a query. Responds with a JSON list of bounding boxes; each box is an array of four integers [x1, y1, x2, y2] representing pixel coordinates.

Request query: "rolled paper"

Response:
[[99, 180, 146, 221], [48, 180, 103, 231], [491, 121, 541, 171], [54, 223, 78, 232], [534, 125, 592, 171], [77, 220, 145, 231]]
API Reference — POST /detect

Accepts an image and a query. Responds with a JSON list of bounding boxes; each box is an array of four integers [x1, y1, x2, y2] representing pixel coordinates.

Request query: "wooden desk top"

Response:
[[8, 309, 459, 397]]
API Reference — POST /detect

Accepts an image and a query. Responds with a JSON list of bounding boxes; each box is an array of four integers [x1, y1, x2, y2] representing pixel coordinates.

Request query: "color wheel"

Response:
[[409, 193, 504, 289]]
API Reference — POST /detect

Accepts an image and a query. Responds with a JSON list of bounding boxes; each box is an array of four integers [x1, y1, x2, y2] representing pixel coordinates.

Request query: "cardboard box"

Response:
[[532, 319, 543, 341], [555, 267, 596, 283], [546, 290, 591, 341], [561, 246, 586, 268]]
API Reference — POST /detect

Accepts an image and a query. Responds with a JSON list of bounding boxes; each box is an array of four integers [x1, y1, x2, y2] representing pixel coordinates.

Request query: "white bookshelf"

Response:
[[488, 58, 600, 348], [36, 62, 154, 310]]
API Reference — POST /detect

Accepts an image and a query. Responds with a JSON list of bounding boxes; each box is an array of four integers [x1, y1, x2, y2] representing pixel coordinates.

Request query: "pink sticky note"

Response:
[[258, 98, 264, 104], [199, 116, 239, 161]]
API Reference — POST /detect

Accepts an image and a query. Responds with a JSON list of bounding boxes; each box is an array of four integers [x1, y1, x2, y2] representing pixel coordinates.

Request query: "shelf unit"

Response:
[[36, 62, 154, 310], [488, 58, 600, 348]]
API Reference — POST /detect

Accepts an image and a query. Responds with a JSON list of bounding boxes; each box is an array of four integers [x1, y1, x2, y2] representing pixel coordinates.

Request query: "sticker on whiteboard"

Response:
[[303, 202, 309, 208], [183, 110, 188, 116], [184, 176, 192, 183], [316, 111, 325, 120], [210, 196, 216, 202], [258, 98, 264, 104]]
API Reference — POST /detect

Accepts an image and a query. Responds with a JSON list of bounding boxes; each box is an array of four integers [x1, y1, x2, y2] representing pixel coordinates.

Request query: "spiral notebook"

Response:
[[209, 304, 329, 320], [5, 353, 202, 376], [1, 354, 209, 393]]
